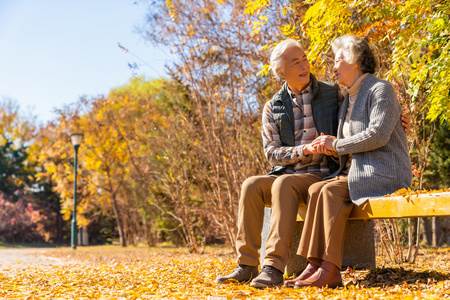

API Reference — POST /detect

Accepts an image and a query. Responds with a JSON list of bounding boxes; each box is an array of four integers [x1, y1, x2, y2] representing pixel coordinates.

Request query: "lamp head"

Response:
[[70, 133, 83, 147]]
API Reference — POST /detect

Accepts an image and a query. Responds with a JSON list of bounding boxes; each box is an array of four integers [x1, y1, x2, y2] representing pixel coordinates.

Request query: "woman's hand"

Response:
[[303, 143, 318, 155], [311, 134, 337, 156]]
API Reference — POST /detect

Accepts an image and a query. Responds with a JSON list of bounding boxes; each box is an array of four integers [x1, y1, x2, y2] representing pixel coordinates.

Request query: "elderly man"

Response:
[[216, 39, 340, 288]]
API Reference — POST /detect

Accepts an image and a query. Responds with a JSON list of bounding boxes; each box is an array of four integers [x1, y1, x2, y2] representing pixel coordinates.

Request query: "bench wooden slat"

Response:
[[297, 192, 450, 221]]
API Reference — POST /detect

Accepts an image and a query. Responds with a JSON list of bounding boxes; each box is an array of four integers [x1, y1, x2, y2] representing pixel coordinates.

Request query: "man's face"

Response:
[[280, 46, 311, 92]]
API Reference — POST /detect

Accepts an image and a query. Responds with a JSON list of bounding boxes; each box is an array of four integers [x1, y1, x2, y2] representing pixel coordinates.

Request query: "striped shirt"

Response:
[[262, 83, 329, 177]]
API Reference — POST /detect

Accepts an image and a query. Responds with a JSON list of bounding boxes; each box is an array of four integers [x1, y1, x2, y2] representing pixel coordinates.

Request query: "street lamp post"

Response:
[[70, 133, 83, 249]]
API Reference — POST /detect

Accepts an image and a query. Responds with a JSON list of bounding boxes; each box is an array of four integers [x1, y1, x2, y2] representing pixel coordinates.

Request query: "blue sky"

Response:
[[0, 0, 170, 123]]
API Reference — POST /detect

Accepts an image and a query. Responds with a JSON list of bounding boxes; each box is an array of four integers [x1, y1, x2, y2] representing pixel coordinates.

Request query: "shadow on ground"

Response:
[[362, 267, 449, 287]]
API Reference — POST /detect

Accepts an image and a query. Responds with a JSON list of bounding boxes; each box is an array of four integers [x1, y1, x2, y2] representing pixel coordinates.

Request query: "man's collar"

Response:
[[286, 80, 312, 99]]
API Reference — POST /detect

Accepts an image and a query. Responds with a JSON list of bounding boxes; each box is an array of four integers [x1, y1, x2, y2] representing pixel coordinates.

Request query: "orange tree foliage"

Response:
[[32, 78, 212, 248]]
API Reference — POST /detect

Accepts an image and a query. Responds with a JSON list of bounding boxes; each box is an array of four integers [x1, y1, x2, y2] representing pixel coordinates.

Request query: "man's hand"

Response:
[[311, 133, 337, 156], [303, 143, 318, 155]]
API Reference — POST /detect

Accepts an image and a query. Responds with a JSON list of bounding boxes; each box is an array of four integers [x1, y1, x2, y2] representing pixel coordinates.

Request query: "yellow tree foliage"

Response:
[[32, 78, 175, 246], [245, 0, 449, 123], [0, 99, 35, 146]]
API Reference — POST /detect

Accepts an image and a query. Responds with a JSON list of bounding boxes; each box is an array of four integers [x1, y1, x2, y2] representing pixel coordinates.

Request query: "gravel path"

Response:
[[0, 248, 71, 274]]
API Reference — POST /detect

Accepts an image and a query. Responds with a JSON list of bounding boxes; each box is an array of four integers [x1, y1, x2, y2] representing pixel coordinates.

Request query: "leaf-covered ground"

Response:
[[0, 245, 448, 299]]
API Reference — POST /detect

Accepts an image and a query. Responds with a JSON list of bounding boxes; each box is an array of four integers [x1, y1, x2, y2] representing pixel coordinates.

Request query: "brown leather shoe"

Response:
[[216, 265, 259, 284], [294, 261, 342, 288], [284, 263, 319, 287], [249, 265, 284, 289]]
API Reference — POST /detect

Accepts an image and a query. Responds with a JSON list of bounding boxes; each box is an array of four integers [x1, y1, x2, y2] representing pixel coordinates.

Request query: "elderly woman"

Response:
[[285, 35, 412, 288]]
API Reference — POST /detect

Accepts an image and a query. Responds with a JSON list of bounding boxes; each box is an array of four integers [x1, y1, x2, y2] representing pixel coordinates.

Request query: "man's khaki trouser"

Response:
[[297, 175, 352, 269], [235, 173, 322, 272]]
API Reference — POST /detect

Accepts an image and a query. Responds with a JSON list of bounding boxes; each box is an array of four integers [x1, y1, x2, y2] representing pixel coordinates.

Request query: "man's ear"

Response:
[[273, 65, 285, 81]]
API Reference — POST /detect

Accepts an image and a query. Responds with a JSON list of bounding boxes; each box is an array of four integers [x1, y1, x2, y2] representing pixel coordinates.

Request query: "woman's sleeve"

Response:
[[334, 82, 401, 155]]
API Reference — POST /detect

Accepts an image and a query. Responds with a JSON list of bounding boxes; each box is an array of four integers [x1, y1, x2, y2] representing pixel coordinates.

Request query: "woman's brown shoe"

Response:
[[284, 263, 319, 287], [293, 267, 342, 289]]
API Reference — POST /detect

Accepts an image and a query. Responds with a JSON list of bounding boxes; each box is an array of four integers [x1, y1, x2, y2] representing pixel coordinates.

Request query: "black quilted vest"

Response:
[[269, 75, 339, 175]]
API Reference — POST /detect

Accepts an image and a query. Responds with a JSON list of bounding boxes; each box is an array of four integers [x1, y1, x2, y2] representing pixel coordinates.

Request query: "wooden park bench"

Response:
[[297, 191, 450, 221], [261, 191, 450, 274]]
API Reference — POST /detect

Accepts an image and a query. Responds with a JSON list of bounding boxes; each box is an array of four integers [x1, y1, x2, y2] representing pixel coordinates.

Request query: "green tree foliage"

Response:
[[0, 140, 29, 198], [425, 123, 450, 188]]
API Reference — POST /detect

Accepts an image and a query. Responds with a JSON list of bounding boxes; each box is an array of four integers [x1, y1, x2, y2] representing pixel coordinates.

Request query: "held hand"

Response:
[[323, 147, 338, 157], [322, 135, 337, 153], [303, 143, 318, 155], [311, 134, 337, 155], [311, 134, 325, 153]]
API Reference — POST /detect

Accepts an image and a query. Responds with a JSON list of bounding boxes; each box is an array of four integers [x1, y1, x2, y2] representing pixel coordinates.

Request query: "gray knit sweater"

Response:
[[333, 74, 412, 205]]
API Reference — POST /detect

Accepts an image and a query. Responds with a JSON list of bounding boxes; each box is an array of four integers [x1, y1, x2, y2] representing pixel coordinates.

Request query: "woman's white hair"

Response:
[[331, 35, 377, 73], [270, 39, 304, 80], [331, 35, 359, 64]]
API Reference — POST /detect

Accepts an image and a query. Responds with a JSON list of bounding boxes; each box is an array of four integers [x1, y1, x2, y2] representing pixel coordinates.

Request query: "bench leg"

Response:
[[286, 220, 376, 275], [342, 220, 376, 269]]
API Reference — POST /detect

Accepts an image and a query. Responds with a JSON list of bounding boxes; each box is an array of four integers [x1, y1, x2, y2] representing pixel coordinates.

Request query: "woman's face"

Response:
[[334, 50, 361, 88]]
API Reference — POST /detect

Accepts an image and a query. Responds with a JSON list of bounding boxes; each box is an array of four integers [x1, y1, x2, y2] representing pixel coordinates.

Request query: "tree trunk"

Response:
[[111, 192, 127, 247], [406, 218, 413, 262], [432, 217, 437, 247], [411, 217, 421, 263], [55, 198, 64, 244]]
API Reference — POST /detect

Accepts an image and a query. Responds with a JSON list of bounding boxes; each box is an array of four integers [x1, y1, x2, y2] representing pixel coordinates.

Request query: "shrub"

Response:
[[0, 194, 47, 243]]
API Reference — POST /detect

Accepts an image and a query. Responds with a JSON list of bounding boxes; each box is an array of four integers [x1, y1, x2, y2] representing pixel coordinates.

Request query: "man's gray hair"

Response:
[[331, 35, 377, 74], [270, 39, 304, 80]]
